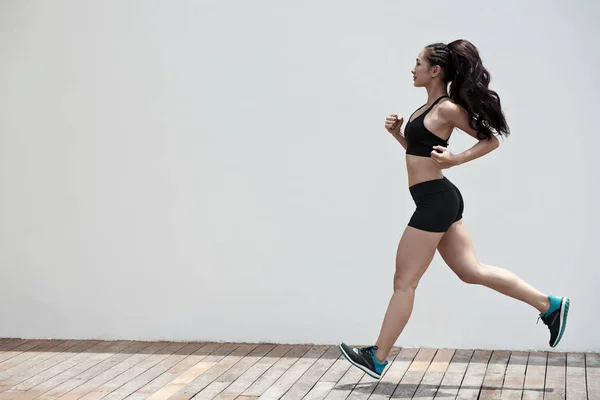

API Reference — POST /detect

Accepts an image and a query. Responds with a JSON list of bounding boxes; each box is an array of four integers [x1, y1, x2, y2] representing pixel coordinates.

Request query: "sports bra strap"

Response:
[[408, 95, 449, 123], [425, 95, 449, 112]]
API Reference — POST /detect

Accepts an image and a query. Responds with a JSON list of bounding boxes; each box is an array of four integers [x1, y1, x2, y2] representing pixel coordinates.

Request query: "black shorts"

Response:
[[408, 177, 464, 232]]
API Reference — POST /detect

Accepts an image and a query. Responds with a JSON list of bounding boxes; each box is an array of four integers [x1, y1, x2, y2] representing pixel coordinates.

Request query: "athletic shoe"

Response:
[[338, 343, 388, 379], [538, 295, 570, 348]]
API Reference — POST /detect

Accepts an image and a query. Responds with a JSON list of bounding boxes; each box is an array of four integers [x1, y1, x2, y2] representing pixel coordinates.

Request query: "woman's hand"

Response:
[[431, 145, 459, 169], [385, 114, 407, 150], [385, 114, 404, 137]]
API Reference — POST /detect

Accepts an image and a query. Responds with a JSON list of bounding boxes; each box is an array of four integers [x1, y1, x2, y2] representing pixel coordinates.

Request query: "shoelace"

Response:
[[359, 345, 378, 355], [537, 314, 549, 326]]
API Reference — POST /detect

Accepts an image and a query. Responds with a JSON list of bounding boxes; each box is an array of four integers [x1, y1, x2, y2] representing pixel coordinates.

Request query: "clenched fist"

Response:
[[385, 114, 404, 137]]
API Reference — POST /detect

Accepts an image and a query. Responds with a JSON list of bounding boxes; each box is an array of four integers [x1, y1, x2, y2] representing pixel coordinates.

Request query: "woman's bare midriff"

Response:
[[405, 154, 444, 187]]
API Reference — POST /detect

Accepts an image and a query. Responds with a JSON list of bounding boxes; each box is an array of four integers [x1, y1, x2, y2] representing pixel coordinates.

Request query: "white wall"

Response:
[[1, 0, 599, 352]]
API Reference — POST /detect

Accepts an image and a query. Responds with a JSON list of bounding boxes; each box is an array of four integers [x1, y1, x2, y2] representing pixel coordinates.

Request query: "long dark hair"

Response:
[[425, 40, 509, 140]]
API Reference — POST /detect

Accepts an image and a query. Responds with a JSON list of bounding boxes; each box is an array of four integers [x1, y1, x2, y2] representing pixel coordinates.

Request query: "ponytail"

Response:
[[426, 40, 509, 140]]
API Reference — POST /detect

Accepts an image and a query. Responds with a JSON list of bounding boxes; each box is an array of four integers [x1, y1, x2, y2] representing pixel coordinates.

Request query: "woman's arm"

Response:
[[453, 135, 499, 165], [393, 131, 408, 150], [385, 114, 407, 150], [436, 101, 500, 167]]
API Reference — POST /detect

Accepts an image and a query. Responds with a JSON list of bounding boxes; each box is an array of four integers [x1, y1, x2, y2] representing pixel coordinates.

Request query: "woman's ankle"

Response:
[[538, 295, 550, 314], [374, 347, 387, 364]]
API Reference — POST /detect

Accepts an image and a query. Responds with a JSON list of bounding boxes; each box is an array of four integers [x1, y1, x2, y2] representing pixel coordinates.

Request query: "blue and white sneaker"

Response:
[[538, 295, 570, 348], [338, 343, 388, 379]]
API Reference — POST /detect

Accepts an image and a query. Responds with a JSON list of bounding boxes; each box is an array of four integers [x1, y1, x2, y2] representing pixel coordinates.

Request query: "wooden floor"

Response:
[[0, 339, 597, 400]]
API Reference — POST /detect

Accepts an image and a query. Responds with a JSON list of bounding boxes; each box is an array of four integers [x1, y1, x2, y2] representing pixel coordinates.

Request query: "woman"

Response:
[[338, 40, 570, 380]]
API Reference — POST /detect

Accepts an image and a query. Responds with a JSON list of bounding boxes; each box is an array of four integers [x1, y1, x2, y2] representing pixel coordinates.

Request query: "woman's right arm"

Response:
[[385, 114, 407, 150]]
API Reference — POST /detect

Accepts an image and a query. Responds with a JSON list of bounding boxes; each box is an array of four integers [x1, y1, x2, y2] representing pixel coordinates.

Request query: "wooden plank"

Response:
[[544, 352, 566, 400], [0, 340, 48, 365], [522, 351, 547, 400], [123, 342, 218, 400], [78, 341, 188, 400], [390, 348, 437, 399], [34, 341, 136, 399], [501, 351, 528, 400], [0, 340, 30, 352], [369, 347, 418, 400], [303, 382, 340, 400], [322, 356, 365, 400], [0, 341, 72, 384], [318, 354, 352, 383], [585, 353, 600, 400], [455, 350, 492, 400], [0, 340, 593, 400], [255, 345, 329, 400], [412, 348, 455, 400], [240, 345, 310, 397], [142, 342, 240, 400], [173, 344, 273, 400], [300, 352, 351, 400], [565, 352, 586, 400], [477, 350, 510, 400], [166, 343, 257, 399], [5, 341, 109, 395], [5, 340, 125, 400], [211, 343, 276, 385], [99, 342, 206, 400], [0, 339, 15, 350], [58, 341, 168, 400], [278, 346, 340, 400], [0, 340, 99, 393], [0, 341, 55, 372], [433, 349, 473, 399], [41, 341, 148, 400], [344, 369, 377, 400], [212, 344, 293, 400]]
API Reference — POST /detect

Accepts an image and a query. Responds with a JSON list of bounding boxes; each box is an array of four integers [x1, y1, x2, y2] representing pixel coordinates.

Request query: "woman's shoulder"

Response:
[[438, 99, 467, 119], [437, 98, 471, 128]]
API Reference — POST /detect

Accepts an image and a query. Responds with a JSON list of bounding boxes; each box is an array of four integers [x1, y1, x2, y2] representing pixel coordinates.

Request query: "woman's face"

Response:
[[411, 49, 437, 87]]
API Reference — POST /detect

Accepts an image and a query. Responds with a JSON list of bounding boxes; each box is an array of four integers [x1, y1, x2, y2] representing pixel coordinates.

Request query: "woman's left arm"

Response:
[[432, 102, 500, 168]]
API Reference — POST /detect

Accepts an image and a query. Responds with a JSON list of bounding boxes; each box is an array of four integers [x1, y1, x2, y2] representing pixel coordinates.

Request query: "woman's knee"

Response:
[[393, 271, 419, 292], [456, 263, 485, 285]]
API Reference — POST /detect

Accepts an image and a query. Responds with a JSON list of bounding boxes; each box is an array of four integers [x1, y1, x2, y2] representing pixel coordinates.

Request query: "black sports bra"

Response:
[[404, 96, 450, 157]]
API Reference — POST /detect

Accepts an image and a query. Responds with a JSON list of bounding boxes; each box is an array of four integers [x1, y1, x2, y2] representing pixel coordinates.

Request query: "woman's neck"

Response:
[[425, 83, 448, 104]]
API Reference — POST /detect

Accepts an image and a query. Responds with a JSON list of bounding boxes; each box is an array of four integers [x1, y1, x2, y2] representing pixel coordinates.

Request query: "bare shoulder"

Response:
[[438, 100, 466, 122], [437, 98, 486, 140]]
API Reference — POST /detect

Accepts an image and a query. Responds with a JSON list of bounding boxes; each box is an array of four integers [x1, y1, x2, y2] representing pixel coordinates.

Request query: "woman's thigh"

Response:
[[394, 226, 445, 289]]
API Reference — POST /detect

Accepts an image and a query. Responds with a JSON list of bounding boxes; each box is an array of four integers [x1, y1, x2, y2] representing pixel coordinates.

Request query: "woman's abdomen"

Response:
[[405, 154, 444, 187]]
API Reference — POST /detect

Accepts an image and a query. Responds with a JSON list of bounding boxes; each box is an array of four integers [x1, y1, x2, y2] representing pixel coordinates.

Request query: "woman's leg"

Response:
[[373, 226, 446, 362], [436, 219, 550, 312], [338, 225, 445, 379], [437, 218, 570, 348]]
